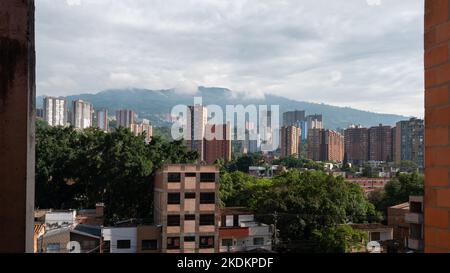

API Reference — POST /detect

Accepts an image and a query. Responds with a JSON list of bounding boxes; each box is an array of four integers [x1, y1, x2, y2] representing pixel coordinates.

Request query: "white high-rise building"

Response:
[[186, 105, 208, 161], [96, 109, 109, 132], [72, 100, 94, 129], [43, 97, 67, 127]]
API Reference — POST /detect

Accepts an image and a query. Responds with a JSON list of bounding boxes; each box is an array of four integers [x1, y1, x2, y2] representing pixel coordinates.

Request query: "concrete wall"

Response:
[[102, 227, 137, 253], [0, 0, 35, 253]]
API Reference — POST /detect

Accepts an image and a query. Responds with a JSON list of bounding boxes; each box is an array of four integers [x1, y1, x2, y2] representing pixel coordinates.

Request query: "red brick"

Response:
[[425, 245, 450, 253], [426, 63, 450, 88], [425, 187, 438, 207], [426, 105, 450, 126], [425, 126, 449, 146], [425, 229, 450, 249], [426, 167, 450, 187], [425, 29, 437, 49], [426, 146, 450, 166], [425, 85, 449, 108], [425, 0, 450, 30], [425, 207, 450, 229], [437, 189, 450, 207], [436, 22, 450, 44], [425, 43, 449, 68]]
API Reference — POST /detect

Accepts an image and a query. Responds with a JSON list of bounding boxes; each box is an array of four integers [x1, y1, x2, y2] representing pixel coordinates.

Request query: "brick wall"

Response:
[[424, 0, 450, 253]]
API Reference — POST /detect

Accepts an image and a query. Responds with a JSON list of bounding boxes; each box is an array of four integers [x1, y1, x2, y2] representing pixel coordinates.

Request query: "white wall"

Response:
[[102, 227, 137, 253]]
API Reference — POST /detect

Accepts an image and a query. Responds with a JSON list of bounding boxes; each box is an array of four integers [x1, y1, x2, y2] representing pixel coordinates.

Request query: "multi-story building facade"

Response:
[[388, 202, 410, 248], [186, 105, 208, 161], [130, 119, 153, 143], [280, 125, 301, 158], [72, 100, 94, 129], [282, 110, 306, 127], [204, 124, 232, 165], [96, 109, 109, 132], [154, 164, 219, 253], [394, 118, 424, 170], [368, 124, 393, 162], [306, 114, 324, 130], [43, 97, 67, 127], [344, 125, 369, 165], [307, 129, 344, 162], [116, 109, 135, 129], [405, 196, 424, 252]]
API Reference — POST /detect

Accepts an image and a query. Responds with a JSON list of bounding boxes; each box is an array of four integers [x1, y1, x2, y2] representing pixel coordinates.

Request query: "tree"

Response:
[[311, 225, 368, 253]]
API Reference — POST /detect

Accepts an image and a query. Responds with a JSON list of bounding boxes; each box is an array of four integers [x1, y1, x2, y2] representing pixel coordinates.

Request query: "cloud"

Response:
[[36, 0, 424, 117]]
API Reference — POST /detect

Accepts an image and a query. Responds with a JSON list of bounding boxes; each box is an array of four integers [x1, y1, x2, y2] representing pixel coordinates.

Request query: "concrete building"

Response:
[[43, 97, 67, 127], [102, 227, 138, 253], [388, 202, 410, 248], [394, 118, 424, 170], [136, 225, 162, 253], [280, 125, 301, 158], [204, 124, 232, 164], [306, 114, 324, 130], [96, 108, 109, 132], [405, 196, 424, 252], [344, 125, 369, 165], [424, 0, 450, 253], [154, 164, 219, 253], [38, 226, 101, 253], [350, 224, 394, 245], [219, 208, 273, 253], [368, 124, 394, 162], [307, 129, 344, 162], [186, 105, 208, 161], [44, 210, 77, 230], [72, 100, 94, 129], [130, 119, 153, 143], [282, 110, 306, 127], [116, 109, 135, 129]]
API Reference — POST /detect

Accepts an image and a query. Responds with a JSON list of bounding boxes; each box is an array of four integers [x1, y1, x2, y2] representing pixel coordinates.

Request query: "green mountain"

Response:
[[37, 87, 409, 129]]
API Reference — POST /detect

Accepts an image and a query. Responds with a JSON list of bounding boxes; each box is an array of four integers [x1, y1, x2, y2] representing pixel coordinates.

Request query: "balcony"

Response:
[[405, 212, 423, 224], [408, 238, 424, 251]]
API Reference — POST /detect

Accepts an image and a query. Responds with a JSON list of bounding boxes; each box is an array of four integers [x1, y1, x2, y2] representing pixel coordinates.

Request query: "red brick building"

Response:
[[368, 124, 394, 162], [424, 0, 450, 253], [344, 125, 369, 165], [308, 129, 344, 163], [204, 124, 232, 165]]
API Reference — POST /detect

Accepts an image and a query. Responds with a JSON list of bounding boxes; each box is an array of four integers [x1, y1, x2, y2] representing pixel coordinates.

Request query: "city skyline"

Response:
[[36, 0, 424, 117]]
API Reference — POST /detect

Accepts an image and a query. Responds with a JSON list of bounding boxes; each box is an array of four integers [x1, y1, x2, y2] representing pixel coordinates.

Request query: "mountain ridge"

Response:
[[36, 87, 410, 129]]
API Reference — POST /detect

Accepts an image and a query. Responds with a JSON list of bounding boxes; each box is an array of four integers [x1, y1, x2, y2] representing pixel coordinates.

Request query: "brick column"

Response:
[[424, 0, 450, 253], [0, 0, 35, 253]]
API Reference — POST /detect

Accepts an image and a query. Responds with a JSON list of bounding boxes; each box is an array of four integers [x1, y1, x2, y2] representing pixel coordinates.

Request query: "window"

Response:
[[117, 240, 131, 249], [46, 243, 60, 253], [370, 232, 381, 242], [184, 236, 196, 242], [185, 192, 196, 199], [103, 240, 111, 253], [200, 214, 215, 226], [142, 240, 158, 251], [222, 239, 233, 247], [167, 215, 181, 226], [168, 193, 181, 205], [253, 238, 264, 246], [168, 173, 181, 182], [167, 237, 180, 250], [199, 236, 215, 249], [200, 193, 215, 204], [185, 173, 197, 178], [185, 214, 196, 221], [200, 173, 216, 182]]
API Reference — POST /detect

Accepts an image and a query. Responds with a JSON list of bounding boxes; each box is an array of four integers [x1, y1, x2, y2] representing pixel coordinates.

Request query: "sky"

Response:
[[36, 0, 425, 117]]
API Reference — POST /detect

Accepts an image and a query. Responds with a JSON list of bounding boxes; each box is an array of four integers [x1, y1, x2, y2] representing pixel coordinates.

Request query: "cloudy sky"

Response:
[[36, 0, 424, 117]]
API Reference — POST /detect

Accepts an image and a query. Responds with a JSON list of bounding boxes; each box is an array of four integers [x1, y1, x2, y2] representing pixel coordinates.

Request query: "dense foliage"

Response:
[[35, 120, 198, 224]]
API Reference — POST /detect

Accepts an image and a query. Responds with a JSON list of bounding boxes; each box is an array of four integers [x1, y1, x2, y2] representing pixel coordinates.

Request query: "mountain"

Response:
[[37, 87, 410, 129]]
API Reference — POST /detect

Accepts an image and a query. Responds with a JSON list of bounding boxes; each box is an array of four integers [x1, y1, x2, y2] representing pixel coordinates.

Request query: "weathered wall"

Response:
[[424, 0, 450, 253], [0, 0, 35, 253]]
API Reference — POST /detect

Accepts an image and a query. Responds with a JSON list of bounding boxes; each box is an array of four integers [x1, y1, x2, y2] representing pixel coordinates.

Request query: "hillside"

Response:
[[37, 87, 409, 129]]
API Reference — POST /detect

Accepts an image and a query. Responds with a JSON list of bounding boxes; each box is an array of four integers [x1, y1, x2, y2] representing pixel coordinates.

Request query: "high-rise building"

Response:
[[204, 124, 232, 165], [116, 109, 136, 129], [424, 0, 450, 253], [394, 118, 424, 170], [43, 97, 67, 127], [306, 114, 324, 130], [368, 124, 393, 162], [242, 122, 259, 154], [96, 109, 109, 132], [36, 108, 44, 120], [72, 100, 94, 129], [280, 126, 301, 158], [154, 164, 219, 253], [130, 119, 153, 143], [282, 110, 306, 126], [307, 129, 344, 162], [344, 125, 369, 165], [186, 105, 208, 161]]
